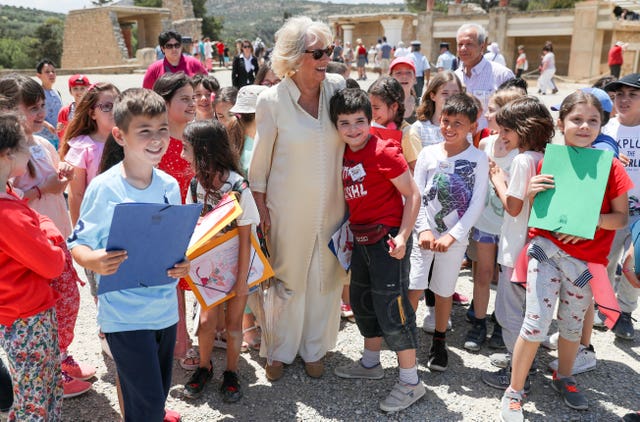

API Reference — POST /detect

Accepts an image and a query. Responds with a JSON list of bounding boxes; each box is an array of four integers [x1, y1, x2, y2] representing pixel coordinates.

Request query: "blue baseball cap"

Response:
[[551, 87, 612, 113]]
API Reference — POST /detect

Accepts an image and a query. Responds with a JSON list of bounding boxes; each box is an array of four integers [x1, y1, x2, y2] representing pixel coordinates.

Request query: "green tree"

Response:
[[191, 0, 224, 39], [91, 0, 114, 5], [0, 37, 36, 69], [133, 0, 162, 7], [29, 18, 64, 66]]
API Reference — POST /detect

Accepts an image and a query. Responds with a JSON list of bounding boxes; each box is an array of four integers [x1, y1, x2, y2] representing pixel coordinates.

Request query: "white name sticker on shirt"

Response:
[[349, 163, 366, 181], [437, 160, 454, 174]]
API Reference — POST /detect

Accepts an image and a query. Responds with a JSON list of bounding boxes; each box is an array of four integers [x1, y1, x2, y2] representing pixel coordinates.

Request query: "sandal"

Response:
[[242, 326, 261, 351], [214, 330, 249, 353], [180, 347, 200, 370]]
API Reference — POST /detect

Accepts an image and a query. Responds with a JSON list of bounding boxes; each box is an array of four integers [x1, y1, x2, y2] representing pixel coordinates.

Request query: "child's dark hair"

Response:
[[62, 83, 121, 155], [441, 93, 478, 123], [36, 59, 55, 73], [0, 74, 45, 108], [0, 112, 25, 154], [192, 74, 220, 95], [416, 71, 462, 122], [183, 120, 242, 201], [345, 78, 360, 89], [329, 88, 372, 127], [367, 76, 404, 127], [558, 90, 603, 126], [498, 78, 528, 93], [254, 61, 274, 86], [152, 72, 195, 103], [98, 134, 123, 174], [496, 96, 554, 152], [226, 118, 245, 165], [113, 88, 167, 132], [214, 86, 238, 106], [592, 75, 617, 90]]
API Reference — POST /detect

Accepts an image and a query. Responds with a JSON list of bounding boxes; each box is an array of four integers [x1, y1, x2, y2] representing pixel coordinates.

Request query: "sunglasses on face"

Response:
[[261, 79, 281, 87], [164, 42, 181, 50], [243, 45, 251, 49], [93, 102, 114, 113], [304, 45, 334, 60]]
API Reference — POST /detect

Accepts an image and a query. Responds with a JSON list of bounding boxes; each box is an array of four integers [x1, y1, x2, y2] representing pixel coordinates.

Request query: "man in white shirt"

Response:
[[408, 40, 431, 99], [454, 23, 514, 129]]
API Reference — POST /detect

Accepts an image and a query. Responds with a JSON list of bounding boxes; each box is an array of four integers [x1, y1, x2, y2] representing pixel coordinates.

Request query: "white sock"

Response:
[[399, 365, 419, 385], [360, 348, 380, 368]]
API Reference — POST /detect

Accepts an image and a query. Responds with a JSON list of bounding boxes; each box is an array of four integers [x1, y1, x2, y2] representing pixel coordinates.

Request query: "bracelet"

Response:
[[622, 267, 635, 273], [33, 185, 42, 199]]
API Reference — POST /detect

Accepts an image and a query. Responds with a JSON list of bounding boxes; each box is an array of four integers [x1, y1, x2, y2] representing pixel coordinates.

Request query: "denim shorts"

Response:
[[471, 227, 499, 244], [349, 228, 417, 351]]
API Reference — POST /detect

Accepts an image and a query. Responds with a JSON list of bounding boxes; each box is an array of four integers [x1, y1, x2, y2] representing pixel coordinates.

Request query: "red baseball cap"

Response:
[[389, 56, 416, 74], [68, 74, 90, 88]]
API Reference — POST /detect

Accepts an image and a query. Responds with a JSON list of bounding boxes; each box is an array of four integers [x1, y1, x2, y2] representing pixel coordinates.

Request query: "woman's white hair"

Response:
[[271, 16, 332, 78]]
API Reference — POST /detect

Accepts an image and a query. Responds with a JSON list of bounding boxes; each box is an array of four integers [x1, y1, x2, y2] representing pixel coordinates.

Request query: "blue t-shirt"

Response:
[[68, 162, 182, 333], [592, 133, 620, 159], [35, 88, 62, 150]]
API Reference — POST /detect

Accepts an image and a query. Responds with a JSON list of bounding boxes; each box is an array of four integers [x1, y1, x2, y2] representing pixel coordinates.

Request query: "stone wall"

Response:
[[61, 9, 128, 68]]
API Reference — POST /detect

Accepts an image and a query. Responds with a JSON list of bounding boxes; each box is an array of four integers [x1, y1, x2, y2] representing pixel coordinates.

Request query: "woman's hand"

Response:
[[168, 258, 190, 279], [253, 192, 271, 234]]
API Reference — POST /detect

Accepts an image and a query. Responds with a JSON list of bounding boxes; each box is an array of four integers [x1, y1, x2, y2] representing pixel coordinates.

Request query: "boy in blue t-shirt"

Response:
[[34, 59, 63, 150], [69, 88, 189, 422]]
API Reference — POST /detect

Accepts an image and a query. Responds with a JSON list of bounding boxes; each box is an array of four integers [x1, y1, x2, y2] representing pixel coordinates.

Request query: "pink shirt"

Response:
[[142, 55, 207, 89], [65, 134, 105, 186]]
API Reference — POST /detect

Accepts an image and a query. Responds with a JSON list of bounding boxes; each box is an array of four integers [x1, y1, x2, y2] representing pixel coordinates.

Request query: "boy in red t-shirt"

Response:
[[56, 74, 90, 155], [328, 88, 424, 413]]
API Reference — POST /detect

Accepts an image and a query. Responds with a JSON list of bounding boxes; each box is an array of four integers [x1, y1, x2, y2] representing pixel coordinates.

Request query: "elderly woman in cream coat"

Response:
[[249, 16, 347, 381]]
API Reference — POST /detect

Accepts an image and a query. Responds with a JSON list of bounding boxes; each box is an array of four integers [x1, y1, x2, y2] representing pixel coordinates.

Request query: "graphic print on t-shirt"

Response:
[[425, 159, 476, 233]]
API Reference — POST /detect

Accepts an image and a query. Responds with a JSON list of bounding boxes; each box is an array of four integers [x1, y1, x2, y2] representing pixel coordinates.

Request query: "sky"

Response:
[[2, 0, 401, 14]]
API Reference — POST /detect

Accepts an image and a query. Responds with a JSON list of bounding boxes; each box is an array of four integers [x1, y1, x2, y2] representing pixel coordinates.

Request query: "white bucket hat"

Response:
[[229, 85, 268, 114]]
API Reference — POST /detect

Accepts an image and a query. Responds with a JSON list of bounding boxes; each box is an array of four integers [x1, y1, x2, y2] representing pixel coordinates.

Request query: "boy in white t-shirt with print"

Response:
[[602, 73, 640, 340]]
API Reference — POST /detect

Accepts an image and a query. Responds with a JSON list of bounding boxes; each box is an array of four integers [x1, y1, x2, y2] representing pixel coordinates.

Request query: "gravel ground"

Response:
[[59, 264, 640, 422], [5, 70, 638, 421]]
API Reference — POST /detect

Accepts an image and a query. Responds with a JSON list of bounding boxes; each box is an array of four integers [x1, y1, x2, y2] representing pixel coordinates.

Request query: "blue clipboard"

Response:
[[98, 202, 203, 295]]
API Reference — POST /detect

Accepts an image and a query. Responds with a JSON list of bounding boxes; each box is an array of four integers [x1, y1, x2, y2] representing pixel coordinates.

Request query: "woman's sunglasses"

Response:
[[304, 46, 334, 60]]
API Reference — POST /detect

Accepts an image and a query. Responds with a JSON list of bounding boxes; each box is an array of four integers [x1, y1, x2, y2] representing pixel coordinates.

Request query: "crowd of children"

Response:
[[0, 52, 639, 421]]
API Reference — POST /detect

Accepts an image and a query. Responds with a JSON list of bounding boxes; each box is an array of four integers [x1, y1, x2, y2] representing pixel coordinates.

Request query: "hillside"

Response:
[[206, 0, 408, 44], [0, 5, 64, 38]]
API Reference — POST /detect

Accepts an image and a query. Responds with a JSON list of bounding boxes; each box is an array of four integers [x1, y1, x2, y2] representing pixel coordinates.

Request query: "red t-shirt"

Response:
[[0, 188, 63, 325], [357, 45, 367, 56], [343, 135, 408, 227], [608, 45, 623, 66], [529, 158, 633, 265], [216, 42, 224, 56], [158, 137, 194, 203]]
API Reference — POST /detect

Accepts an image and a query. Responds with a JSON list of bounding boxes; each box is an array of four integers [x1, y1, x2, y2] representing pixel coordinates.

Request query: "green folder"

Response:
[[529, 144, 613, 239]]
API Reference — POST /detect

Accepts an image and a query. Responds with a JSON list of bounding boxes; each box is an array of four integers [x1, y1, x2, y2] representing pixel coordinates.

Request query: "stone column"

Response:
[[417, 12, 436, 63], [569, 1, 601, 79], [342, 24, 355, 45], [380, 19, 405, 46], [489, 7, 511, 67], [120, 22, 134, 58]]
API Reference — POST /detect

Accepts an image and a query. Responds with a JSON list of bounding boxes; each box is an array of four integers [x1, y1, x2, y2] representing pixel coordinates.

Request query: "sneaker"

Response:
[[541, 332, 559, 350], [100, 336, 113, 360], [614, 312, 636, 340], [183, 364, 213, 399], [163, 408, 181, 422], [340, 302, 354, 318], [61, 355, 96, 381], [464, 320, 487, 352], [452, 291, 470, 306], [490, 352, 511, 369], [422, 306, 452, 334], [62, 371, 92, 398], [500, 389, 524, 422], [334, 360, 384, 380], [427, 339, 448, 372], [593, 309, 606, 328], [551, 373, 588, 410], [623, 411, 640, 422], [220, 370, 242, 403], [488, 323, 506, 349], [482, 367, 531, 394], [548, 344, 596, 375], [379, 381, 426, 412]]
